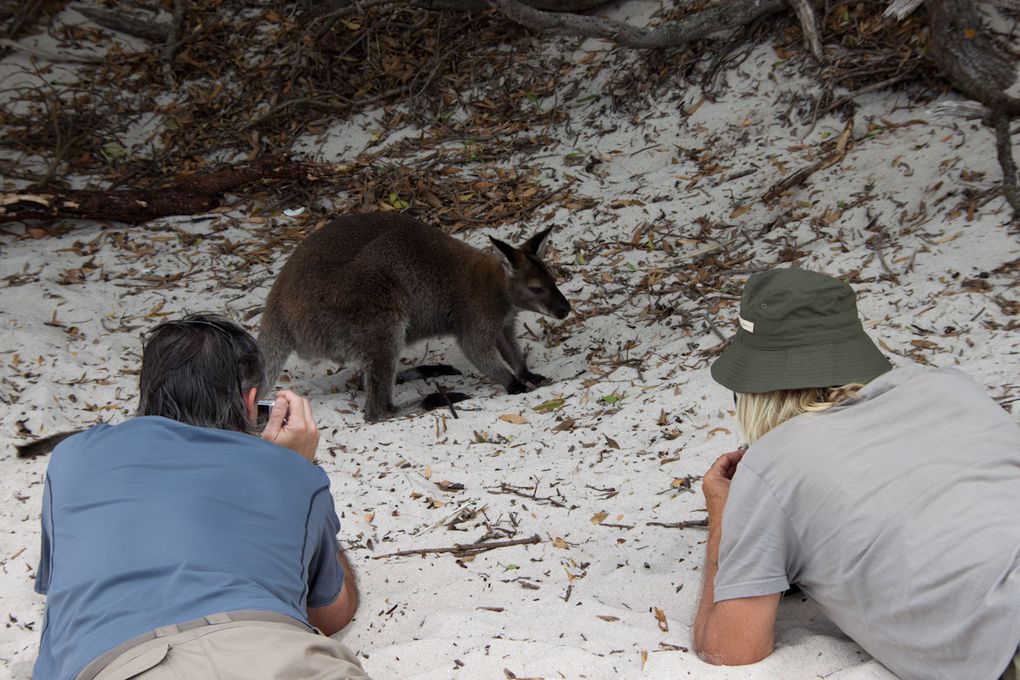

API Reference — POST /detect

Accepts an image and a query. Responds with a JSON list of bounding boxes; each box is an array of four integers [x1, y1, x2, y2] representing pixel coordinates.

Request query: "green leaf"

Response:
[[600, 394, 624, 404], [575, 252, 587, 265], [532, 398, 565, 413], [100, 141, 128, 161], [388, 191, 409, 210]]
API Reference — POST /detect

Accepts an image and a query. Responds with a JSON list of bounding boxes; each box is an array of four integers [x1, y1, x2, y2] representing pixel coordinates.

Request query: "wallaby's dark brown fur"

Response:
[[258, 212, 571, 421]]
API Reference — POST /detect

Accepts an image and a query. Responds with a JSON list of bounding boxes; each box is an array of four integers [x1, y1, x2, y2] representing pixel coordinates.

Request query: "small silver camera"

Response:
[[256, 399, 275, 426]]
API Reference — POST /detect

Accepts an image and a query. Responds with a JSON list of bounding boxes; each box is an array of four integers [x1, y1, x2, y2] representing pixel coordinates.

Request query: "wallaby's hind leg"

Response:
[[257, 317, 295, 397], [496, 326, 545, 387], [359, 328, 404, 422], [459, 333, 527, 395]]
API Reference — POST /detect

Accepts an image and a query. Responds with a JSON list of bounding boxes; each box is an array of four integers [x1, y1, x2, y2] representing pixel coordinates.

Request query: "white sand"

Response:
[[3, 3, 1020, 679]]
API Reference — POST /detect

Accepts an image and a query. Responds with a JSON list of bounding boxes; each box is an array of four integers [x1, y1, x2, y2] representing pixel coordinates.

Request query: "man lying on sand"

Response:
[[693, 267, 1020, 680], [33, 314, 371, 680]]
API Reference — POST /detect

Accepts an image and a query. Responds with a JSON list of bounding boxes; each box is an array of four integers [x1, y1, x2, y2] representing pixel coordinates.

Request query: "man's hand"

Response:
[[703, 447, 747, 518], [261, 390, 319, 462]]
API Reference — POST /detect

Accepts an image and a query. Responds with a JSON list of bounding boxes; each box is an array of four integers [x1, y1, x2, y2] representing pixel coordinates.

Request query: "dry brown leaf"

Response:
[[590, 511, 609, 525], [499, 413, 528, 425], [551, 417, 576, 432], [653, 606, 669, 632], [553, 537, 570, 550]]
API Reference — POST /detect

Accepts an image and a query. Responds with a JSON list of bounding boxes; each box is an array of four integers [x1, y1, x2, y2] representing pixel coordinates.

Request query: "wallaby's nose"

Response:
[[554, 296, 571, 320]]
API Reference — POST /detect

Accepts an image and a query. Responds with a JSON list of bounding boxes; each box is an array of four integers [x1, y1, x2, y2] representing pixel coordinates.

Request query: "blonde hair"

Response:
[[736, 384, 864, 444]]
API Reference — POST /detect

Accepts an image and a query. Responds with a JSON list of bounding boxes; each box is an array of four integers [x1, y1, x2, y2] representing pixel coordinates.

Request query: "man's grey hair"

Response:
[[137, 313, 264, 433]]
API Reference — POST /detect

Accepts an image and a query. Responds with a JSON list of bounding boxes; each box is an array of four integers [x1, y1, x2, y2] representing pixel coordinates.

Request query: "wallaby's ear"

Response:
[[522, 227, 553, 256], [489, 236, 518, 272]]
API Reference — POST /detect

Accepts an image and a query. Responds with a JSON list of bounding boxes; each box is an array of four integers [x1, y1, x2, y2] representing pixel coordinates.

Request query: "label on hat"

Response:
[[739, 316, 754, 333]]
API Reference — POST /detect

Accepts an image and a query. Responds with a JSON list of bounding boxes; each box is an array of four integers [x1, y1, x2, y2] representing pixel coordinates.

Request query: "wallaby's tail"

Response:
[[16, 430, 80, 458], [257, 316, 294, 397]]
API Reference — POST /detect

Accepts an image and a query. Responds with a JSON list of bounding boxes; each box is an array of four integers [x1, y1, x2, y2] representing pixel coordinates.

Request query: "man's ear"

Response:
[[244, 387, 258, 423], [489, 236, 518, 273]]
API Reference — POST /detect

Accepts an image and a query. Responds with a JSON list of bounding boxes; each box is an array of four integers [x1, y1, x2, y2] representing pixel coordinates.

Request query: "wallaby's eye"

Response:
[[528, 284, 544, 294]]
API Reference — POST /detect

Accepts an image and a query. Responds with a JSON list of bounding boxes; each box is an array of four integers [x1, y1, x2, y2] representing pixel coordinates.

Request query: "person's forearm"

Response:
[[693, 508, 723, 653]]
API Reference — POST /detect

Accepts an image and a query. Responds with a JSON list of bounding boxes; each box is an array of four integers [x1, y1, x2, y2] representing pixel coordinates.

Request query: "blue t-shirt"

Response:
[[33, 416, 343, 680]]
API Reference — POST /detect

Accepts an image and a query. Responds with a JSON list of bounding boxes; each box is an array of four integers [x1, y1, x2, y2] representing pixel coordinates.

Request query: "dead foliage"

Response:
[[0, 0, 989, 235]]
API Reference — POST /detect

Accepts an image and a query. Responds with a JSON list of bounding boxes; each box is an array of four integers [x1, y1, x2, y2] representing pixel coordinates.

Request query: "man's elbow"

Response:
[[696, 644, 773, 666], [308, 581, 358, 636], [695, 626, 774, 666]]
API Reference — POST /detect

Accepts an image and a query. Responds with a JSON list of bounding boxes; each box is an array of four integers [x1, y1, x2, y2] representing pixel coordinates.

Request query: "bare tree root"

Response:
[[926, 0, 1020, 220], [0, 159, 352, 226], [927, 0, 1020, 116], [76, 7, 171, 42], [437, 0, 609, 9], [994, 115, 1020, 217], [488, 0, 791, 49]]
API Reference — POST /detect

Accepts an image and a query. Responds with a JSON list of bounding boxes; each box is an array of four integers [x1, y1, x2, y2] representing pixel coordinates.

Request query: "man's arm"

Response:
[[693, 449, 781, 665], [308, 548, 359, 636]]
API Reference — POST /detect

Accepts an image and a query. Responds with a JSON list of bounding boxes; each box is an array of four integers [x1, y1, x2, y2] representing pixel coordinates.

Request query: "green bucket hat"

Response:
[[710, 267, 892, 394]]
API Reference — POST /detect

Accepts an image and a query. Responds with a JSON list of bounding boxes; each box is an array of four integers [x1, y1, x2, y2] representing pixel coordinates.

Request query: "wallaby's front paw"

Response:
[[508, 378, 529, 395], [523, 371, 547, 387]]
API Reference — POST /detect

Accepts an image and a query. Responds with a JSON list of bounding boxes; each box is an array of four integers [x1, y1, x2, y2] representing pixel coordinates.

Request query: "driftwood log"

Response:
[[0, 159, 352, 226]]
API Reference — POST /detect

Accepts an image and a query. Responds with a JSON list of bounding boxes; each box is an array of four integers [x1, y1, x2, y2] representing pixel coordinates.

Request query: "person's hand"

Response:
[[261, 390, 319, 462], [702, 447, 747, 518]]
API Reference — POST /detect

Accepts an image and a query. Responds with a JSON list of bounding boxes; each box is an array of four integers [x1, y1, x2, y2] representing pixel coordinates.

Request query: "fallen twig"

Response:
[[646, 519, 709, 529], [371, 534, 541, 559]]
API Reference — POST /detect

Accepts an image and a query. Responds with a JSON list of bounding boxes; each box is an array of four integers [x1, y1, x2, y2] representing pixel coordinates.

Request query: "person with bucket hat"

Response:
[[692, 267, 1020, 680]]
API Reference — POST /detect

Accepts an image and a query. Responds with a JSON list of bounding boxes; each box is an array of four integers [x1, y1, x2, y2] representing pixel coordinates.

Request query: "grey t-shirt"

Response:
[[715, 365, 1020, 680]]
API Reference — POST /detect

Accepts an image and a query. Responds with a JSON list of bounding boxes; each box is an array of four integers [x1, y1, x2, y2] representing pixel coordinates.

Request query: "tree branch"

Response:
[[487, 0, 790, 49], [790, 0, 822, 60]]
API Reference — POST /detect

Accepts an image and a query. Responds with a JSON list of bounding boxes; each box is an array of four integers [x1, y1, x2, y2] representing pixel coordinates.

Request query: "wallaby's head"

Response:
[[489, 227, 572, 320]]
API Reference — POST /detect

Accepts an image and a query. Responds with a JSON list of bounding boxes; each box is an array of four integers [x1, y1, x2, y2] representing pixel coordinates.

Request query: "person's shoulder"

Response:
[[898, 364, 986, 394]]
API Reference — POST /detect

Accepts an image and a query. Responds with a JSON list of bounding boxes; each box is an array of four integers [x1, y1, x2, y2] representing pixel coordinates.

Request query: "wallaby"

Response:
[[258, 212, 572, 422]]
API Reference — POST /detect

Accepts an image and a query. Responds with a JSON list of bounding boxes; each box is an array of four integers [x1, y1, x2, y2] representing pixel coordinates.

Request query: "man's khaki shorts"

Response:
[[90, 619, 371, 680]]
